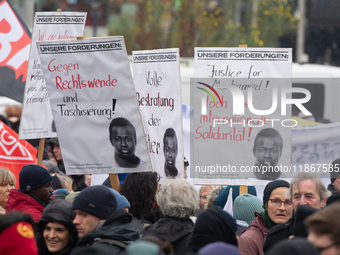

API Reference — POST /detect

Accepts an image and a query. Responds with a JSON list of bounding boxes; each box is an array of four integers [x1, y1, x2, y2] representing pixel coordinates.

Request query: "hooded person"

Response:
[[188, 206, 238, 253], [238, 180, 293, 255], [6, 165, 53, 221], [71, 185, 139, 254], [36, 199, 78, 255]]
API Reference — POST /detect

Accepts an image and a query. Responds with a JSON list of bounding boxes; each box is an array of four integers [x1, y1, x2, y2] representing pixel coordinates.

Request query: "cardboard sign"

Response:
[[37, 37, 152, 174], [19, 12, 86, 139], [132, 49, 183, 181], [193, 47, 293, 185]]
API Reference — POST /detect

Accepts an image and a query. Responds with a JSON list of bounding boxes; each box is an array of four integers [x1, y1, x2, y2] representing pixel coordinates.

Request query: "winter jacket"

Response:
[[6, 189, 45, 221], [141, 216, 194, 255], [73, 209, 140, 255], [0, 212, 38, 255], [239, 213, 268, 255], [36, 199, 78, 255]]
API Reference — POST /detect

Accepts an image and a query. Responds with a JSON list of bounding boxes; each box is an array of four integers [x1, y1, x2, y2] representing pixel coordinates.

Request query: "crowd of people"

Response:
[[2, 158, 340, 255]]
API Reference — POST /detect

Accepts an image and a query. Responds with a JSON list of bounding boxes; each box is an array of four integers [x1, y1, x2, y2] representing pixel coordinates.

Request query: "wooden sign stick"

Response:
[[239, 44, 247, 194]]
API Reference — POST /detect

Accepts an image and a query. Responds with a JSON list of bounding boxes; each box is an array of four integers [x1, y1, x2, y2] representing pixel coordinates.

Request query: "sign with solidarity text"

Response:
[[37, 37, 152, 174], [193, 47, 293, 185], [19, 11, 87, 139], [133, 48, 184, 182]]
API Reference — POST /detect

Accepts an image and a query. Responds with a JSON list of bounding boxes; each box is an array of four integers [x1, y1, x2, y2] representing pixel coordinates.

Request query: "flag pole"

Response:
[[37, 138, 45, 166]]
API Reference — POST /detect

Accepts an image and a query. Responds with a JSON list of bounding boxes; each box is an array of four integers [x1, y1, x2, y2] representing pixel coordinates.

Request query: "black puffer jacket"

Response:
[[73, 209, 140, 255], [36, 199, 78, 255], [142, 216, 194, 255]]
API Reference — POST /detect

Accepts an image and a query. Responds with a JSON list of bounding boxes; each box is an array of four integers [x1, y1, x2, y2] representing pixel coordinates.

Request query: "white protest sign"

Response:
[[132, 49, 183, 181], [37, 37, 152, 174], [193, 47, 293, 185], [19, 12, 86, 139], [292, 122, 340, 179]]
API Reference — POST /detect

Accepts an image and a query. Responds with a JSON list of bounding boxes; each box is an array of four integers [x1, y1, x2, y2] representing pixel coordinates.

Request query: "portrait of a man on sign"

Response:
[[163, 127, 178, 177], [253, 127, 283, 180], [109, 117, 145, 168]]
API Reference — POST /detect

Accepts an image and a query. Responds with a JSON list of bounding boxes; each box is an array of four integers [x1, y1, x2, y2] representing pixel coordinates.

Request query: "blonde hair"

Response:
[[55, 173, 73, 192], [0, 167, 16, 188]]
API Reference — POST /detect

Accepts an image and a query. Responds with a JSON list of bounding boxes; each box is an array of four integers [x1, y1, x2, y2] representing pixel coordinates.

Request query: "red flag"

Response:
[[0, 0, 31, 102], [0, 121, 37, 188]]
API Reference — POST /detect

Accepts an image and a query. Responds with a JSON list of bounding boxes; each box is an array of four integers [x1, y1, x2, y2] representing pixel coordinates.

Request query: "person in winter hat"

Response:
[[233, 194, 264, 235], [238, 180, 293, 255], [6, 164, 53, 221], [72, 185, 139, 255]]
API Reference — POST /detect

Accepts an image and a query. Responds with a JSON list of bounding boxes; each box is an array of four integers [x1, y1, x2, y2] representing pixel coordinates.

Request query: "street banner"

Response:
[[132, 48, 183, 181], [0, 121, 37, 188], [292, 122, 340, 179], [0, 0, 31, 102], [37, 37, 152, 175], [19, 11, 86, 140], [193, 47, 293, 185]]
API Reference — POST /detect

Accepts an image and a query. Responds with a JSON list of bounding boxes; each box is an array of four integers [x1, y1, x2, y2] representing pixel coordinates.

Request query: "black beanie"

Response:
[[73, 185, 117, 219], [263, 180, 290, 207], [18, 164, 53, 193], [291, 205, 318, 237]]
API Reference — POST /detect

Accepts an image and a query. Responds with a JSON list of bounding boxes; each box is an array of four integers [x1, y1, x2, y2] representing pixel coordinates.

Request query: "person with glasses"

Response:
[[253, 128, 283, 180], [263, 172, 330, 253], [239, 180, 292, 255], [305, 202, 340, 255]]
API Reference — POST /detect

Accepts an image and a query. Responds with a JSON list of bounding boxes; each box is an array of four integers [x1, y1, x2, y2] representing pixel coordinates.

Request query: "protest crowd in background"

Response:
[[2, 149, 340, 254]]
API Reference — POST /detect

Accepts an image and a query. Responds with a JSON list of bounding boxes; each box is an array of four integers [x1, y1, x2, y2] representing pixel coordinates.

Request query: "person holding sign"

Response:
[[163, 128, 178, 177], [109, 117, 144, 168], [253, 128, 283, 180]]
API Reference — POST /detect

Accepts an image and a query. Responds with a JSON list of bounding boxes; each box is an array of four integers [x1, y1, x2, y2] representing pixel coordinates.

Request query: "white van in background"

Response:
[[0, 97, 21, 116], [179, 58, 340, 123]]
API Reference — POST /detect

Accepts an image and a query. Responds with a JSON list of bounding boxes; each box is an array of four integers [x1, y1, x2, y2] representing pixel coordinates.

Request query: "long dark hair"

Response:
[[120, 172, 160, 218]]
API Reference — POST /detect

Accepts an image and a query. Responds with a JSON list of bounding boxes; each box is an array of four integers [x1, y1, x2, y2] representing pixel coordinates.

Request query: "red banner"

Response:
[[0, 0, 31, 102], [0, 121, 37, 188]]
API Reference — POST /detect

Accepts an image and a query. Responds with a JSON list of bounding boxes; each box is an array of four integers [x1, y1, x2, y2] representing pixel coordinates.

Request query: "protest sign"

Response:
[[19, 11, 86, 140], [292, 122, 340, 179], [0, 0, 31, 102], [37, 37, 152, 175], [0, 121, 37, 188], [132, 49, 183, 181], [193, 47, 293, 185]]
